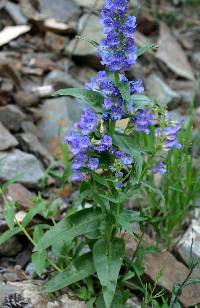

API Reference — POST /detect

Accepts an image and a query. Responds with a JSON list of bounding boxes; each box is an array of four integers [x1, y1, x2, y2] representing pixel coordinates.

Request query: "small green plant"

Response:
[[0, 0, 198, 307]]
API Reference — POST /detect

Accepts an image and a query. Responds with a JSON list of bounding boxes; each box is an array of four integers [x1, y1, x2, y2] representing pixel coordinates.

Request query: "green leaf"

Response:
[[132, 94, 155, 109], [32, 251, 47, 275], [92, 173, 109, 188], [113, 133, 143, 180], [52, 88, 103, 112], [4, 201, 15, 230], [115, 81, 130, 107], [75, 36, 99, 48], [44, 252, 95, 292], [136, 44, 159, 57], [22, 201, 46, 227], [34, 208, 101, 251], [93, 238, 125, 308], [0, 227, 20, 245], [116, 209, 144, 234]]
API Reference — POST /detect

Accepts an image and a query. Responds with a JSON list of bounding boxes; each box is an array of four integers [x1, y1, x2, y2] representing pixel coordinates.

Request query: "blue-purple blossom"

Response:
[[156, 123, 182, 150], [115, 171, 123, 178], [151, 162, 167, 174], [98, 0, 137, 71], [132, 109, 156, 134], [71, 170, 85, 182], [96, 134, 112, 152], [116, 181, 123, 188], [71, 152, 88, 170], [88, 158, 99, 171], [74, 108, 99, 135], [115, 151, 133, 165]]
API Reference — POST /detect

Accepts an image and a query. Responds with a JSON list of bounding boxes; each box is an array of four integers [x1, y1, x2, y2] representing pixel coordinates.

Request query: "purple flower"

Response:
[[156, 124, 182, 150], [71, 152, 88, 170], [111, 106, 124, 120], [132, 109, 156, 134], [115, 171, 123, 178], [117, 181, 123, 188], [64, 131, 92, 154], [115, 151, 133, 165], [88, 158, 99, 171], [151, 162, 166, 174], [96, 134, 112, 152], [71, 170, 85, 182], [98, 0, 137, 71], [103, 97, 114, 110], [130, 80, 144, 95], [74, 108, 99, 135]]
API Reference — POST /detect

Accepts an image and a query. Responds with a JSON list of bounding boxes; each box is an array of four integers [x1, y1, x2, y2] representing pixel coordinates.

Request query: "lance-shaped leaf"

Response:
[[34, 208, 101, 251], [136, 44, 159, 57], [44, 252, 95, 292], [52, 88, 104, 112], [114, 81, 130, 107], [93, 238, 125, 308], [0, 227, 21, 245], [113, 133, 143, 180], [116, 209, 145, 234], [132, 94, 155, 110], [75, 36, 99, 48]]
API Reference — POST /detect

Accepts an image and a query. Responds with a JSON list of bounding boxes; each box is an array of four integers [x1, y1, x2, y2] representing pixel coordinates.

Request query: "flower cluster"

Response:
[[98, 0, 137, 71], [131, 108, 156, 134], [86, 71, 144, 121]]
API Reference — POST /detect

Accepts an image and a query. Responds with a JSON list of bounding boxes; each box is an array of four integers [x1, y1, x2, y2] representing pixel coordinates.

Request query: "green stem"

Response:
[[15, 219, 62, 273]]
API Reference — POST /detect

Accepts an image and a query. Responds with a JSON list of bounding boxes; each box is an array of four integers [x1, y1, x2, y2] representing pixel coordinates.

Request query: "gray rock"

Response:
[[39, 0, 81, 23], [127, 296, 141, 308], [168, 80, 196, 106], [38, 97, 82, 145], [192, 130, 200, 158], [0, 149, 45, 188], [69, 65, 97, 85], [0, 280, 86, 307], [65, 14, 103, 67], [0, 236, 23, 257], [21, 121, 41, 138], [176, 220, 200, 265], [146, 74, 181, 109], [156, 23, 195, 81], [4, 1, 27, 25], [17, 133, 53, 166], [0, 105, 25, 132], [44, 70, 81, 90], [0, 122, 18, 150], [74, 0, 104, 10], [191, 52, 200, 71]]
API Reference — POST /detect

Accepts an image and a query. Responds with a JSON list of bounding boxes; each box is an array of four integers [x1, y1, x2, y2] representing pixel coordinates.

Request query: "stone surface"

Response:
[[0, 280, 86, 307], [127, 296, 141, 308], [17, 133, 53, 166], [0, 122, 18, 150], [146, 74, 181, 109], [169, 80, 196, 106], [0, 105, 25, 132], [44, 70, 81, 90], [4, 1, 27, 25], [176, 220, 200, 265], [0, 149, 45, 188], [0, 236, 23, 257], [74, 0, 104, 9], [7, 183, 34, 209], [65, 14, 103, 67], [122, 232, 200, 307], [156, 23, 195, 81], [39, 0, 81, 23], [37, 97, 82, 153], [21, 121, 41, 138], [192, 130, 200, 158]]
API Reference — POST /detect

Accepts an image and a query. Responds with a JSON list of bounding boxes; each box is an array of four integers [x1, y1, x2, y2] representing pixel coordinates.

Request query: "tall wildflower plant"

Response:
[[0, 1, 183, 307]]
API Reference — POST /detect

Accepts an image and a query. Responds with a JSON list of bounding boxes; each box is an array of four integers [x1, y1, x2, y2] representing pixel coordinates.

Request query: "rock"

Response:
[[14, 91, 40, 107], [194, 108, 200, 129], [0, 122, 18, 150], [7, 183, 34, 209], [156, 23, 195, 81], [31, 85, 54, 98], [37, 97, 82, 153], [69, 65, 97, 85], [4, 1, 27, 25], [65, 14, 103, 68], [122, 232, 200, 307], [0, 236, 23, 257], [191, 52, 200, 72], [0, 280, 86, 307], [192, 130, 200, 158], [176, 220, 200, 266], [0, 105, 25, 132], [44, 70, 81, 90], [0, 25, 31, 47], [0, 149, 45, 188], [21, 121, 41, 138], [168, 80, 196, 106], [43, 18, 76, 35], [145, 74, 181, 109], [45, 32, 69, 53], [39, 0, 81, 23], [74, 0, 104, 10], [127, 296, 141, 308], [17, 133, 53, 166]]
